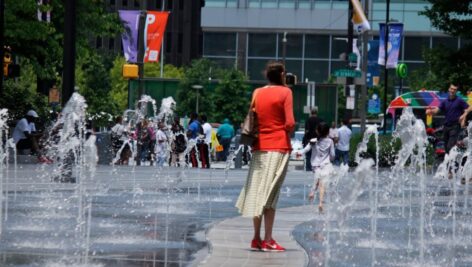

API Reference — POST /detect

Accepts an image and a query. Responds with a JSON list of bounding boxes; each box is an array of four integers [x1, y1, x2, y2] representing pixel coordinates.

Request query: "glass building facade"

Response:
[[201, 0, 466, 85]]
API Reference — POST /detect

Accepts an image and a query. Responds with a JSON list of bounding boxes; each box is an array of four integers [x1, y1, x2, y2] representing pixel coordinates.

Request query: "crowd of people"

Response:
[[110, 113, 236, 168]]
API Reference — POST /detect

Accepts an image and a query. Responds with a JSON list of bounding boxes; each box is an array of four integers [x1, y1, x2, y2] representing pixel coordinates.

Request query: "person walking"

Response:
[[155, 122, 168, 168], [302, 108, 323, 171], [297, 122, 335, 213], [187, 113, 203, 168], [200, 114, 212, 168], [170, 116, 186, 167], [335, 118, 352, 166], [236, 61, 295, 252], [216, 118, 235, 161], [426, 82, 470, 153]]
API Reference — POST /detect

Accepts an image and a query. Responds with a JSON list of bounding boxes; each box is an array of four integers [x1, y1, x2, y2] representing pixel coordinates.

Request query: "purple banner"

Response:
[[378, 23, 404, 69], [118, 10, 140, 63]]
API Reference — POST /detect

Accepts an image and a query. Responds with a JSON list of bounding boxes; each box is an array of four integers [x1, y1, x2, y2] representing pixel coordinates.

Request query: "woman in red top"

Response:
[[236, 61, 295, 252]]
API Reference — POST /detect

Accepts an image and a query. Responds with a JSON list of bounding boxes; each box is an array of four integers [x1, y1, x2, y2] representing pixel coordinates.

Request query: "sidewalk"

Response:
[[194, 205, 317, 267]]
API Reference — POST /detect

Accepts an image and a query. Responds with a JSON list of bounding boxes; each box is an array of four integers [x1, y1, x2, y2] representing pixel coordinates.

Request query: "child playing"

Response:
[[298, 122, 335, 213]]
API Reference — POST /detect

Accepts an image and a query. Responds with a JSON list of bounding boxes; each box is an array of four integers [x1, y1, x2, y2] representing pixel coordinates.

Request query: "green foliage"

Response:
[[0, 61, 49, 127], [420, 1, 472, 38], [212, 69, 251, 125], [76, 52, 118, 127], [109, 56, 184, 111], [109, 57, 129, 111], [349, 133, 402, 167], [408, 45, 472, 92], [176, 59, 217, 116], [4, 0, 121, 80]]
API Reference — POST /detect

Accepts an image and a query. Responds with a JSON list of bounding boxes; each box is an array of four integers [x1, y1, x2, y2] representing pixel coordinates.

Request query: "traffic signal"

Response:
[[3, 47, 20, 78]]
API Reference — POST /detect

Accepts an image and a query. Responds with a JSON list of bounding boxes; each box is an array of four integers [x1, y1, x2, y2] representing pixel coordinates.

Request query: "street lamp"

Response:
[[192, 85, 203, 114], [282, 32, 287, 66]]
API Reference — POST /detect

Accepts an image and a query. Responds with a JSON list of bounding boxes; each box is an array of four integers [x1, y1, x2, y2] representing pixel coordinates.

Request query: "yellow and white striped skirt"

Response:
[[235, 151, 289, 218]]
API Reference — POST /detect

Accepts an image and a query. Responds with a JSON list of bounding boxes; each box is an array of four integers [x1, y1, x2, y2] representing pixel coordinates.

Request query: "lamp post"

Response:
[[383, 0, 390, 134], [282, 32, 287, 66], [192, 85, 203, 114]]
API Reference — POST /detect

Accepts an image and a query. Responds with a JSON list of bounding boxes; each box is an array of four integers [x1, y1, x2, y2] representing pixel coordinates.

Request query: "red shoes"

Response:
[[250, 239, 262, 251], [261, 239, 286, 252]]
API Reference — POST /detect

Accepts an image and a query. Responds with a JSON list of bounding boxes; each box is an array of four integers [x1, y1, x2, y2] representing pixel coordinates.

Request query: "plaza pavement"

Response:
[[194, 205, 317, 267], [2, 161, 314, 266]]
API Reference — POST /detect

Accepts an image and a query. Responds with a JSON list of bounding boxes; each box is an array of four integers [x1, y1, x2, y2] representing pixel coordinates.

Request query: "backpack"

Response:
[[174, 133, 187, 153]]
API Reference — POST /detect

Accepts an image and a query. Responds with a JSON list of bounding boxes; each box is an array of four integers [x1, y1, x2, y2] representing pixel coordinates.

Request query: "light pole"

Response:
[[282, 32, 287, 66], [383, 0, 390, 134], [192, 85, 203, 114]]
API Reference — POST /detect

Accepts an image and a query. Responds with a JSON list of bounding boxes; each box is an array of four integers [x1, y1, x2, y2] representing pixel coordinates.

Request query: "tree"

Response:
[[420, 1, 472, 38], [4, 0, 121, 80], [109, 56, 185, 111], [176, 59, 217, 117], [76, 51, 119, 127], [211, 69, 250, 126], [410, 1, 472, 92], [0, 60, 48, 126]]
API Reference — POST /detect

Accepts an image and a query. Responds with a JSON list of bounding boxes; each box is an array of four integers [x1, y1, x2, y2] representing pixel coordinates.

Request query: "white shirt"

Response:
[[202, 122, 212, 144], [329, 128, 338, 140], [155, 129, 168, 156], [336, 125, 352, 151], [12, 118, 36, 144], [111, 123, 128, 141], [301, 137, 335, 168]]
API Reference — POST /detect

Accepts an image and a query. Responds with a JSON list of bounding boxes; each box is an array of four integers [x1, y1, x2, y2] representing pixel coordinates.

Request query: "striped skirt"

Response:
[[235, 151, 289, 218]]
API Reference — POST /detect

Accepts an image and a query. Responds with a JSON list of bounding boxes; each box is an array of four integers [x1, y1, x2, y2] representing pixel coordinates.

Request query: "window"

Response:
[[248, 33, 277, 57], [179, 0, 184, 10], [165, 32, 172, 53], [247, 59, 270, 81], [203, 32, 237, 56], [109, 0, 115, 5], [432, 37, 458, 50], [305, 35, 330, 59], [134, 0, 139, 7], [122, 0, 128, 7], [261, 0, 277, 8], [178, 33, 183, 53], [278, 34, 303, 58], [331, 36, 348, 59], [404, 36, 429, 61], [304, 60, 329, 83], [108, 38, 115, 50], [167, 0, 173, 10], [284, 60, 302, 80], [207, 58, 236, 69]]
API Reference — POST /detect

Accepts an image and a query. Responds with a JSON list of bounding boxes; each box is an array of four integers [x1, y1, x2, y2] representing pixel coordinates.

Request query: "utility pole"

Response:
[[160, 0, 165, 78], [359, 0, 370, 134], [0, 0, 5, 97], [383, 0, 390, 134], [137, 2, 147, 98], [62, 0, 77, 106], [282, 32, 287, 67], [346, 0, 354, 120]]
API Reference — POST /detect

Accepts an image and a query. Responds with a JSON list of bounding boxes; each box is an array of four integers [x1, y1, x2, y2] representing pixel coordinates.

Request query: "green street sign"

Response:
[[348, 53, 358, 63], [333, 69, 362, 78]]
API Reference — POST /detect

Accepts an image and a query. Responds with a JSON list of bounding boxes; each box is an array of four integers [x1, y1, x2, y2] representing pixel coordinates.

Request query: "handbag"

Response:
[[240, 90, 259, 146]]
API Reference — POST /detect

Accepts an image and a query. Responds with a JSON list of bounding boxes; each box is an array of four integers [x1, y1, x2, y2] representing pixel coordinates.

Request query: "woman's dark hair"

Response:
[[317, 122, 330, 138], [265, 61, 285, 85]]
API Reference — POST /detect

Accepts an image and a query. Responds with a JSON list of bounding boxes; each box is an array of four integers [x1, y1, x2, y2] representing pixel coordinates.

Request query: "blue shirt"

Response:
[[188, 121, 201, 140], [217, 123, 234, 139], [439, 96, 469, 126]]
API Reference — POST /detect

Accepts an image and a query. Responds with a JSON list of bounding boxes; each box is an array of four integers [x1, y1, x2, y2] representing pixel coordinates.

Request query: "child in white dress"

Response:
[[298, 122, 335, 213]]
